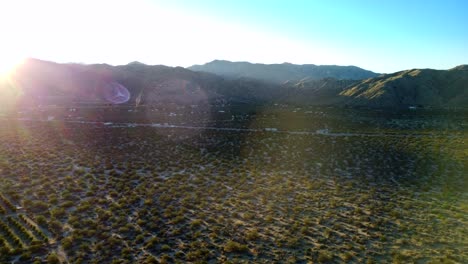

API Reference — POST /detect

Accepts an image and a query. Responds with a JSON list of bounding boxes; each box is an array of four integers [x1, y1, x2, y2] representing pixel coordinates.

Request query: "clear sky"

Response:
[[0, 0, 466, 73]]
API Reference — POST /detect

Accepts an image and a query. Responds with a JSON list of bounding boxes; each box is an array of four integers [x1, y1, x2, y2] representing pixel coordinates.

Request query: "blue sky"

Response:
[[0, 0, 466, 73], [159, 0, 468, 72]]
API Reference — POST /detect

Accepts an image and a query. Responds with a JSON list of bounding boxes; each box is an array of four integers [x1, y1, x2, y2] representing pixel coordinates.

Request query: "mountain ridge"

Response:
[[0, 58, 466, 110], [188, 60, 379, 83], [341, 66, 468, 108]]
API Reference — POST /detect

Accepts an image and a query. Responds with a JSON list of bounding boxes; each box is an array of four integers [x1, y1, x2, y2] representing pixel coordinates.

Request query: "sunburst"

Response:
[[0, 53, 24, 77]]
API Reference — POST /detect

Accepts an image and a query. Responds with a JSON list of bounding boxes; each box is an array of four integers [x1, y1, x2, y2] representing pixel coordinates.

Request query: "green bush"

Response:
[[224, 240, 248, 253]]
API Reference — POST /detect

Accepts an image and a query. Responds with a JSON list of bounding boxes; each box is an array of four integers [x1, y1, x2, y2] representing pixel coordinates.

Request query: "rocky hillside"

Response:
[[188, 60, 378, 83], [340, 65, 468, 108]]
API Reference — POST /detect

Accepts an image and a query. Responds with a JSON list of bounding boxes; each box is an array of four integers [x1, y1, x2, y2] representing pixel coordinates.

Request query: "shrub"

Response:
[[245, 229, 259, 241], [47, 253, 60, 264], [36, 215, 48, 227], [317, 250, 333, 263], [161, 244, 171, 251], [190, 219, 202, 229], [62, 237, 73, 250], [143, 255, 158, 264], [341, 251, 354, 261], [224, 240, 248, 253]]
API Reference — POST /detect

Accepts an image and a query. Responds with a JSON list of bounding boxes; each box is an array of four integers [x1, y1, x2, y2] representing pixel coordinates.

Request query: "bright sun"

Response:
[[0, 53, 25, 77]]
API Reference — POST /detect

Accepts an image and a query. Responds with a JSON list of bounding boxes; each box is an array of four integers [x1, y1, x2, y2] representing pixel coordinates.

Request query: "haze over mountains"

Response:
[[1, 58, 467, 110], [189, 60, 379, 83]]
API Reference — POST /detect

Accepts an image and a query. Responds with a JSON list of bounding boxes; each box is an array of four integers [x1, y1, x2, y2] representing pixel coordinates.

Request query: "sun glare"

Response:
[[0, 53, 24, 77]]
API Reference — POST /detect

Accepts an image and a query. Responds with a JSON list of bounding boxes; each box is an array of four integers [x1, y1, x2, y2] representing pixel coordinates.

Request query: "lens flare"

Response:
[[103, 82, 130, 104]]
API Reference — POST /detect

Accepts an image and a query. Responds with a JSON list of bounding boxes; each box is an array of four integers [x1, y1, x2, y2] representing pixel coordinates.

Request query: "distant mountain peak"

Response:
[[127, 61, 146, 66]]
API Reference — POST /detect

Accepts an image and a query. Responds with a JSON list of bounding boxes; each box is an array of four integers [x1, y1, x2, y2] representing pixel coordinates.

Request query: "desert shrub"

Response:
[[161, 244, 171, 251], [26, 200, 49, 213], [143, 255, 158, 264], [341, 251, 354, 261], [47, 253, 60, 264], [62, 237, 73, 250], [186, 248, 210, 261], [317, 250, 333, 263], [50, 207, 67, 218], [48, 220, 63, 235], [190, 219, 202, 229], [224, 240, 248, 253], [160, 254, 172, 264]]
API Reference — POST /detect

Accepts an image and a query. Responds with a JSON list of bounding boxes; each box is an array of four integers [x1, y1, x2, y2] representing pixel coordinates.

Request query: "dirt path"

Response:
[[7, 118, 462, 138]]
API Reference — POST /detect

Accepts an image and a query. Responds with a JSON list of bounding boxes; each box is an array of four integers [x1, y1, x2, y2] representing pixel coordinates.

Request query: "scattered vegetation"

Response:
[[0, 107, 466, 263]]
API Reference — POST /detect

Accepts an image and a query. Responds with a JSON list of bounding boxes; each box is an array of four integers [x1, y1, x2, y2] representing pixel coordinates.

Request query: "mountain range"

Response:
[[188, 60, 379, 83], [0, 58, 466, 110]]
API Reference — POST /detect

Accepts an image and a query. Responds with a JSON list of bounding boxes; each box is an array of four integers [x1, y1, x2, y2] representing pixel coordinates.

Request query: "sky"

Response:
[[0, 0, 467, 73]]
